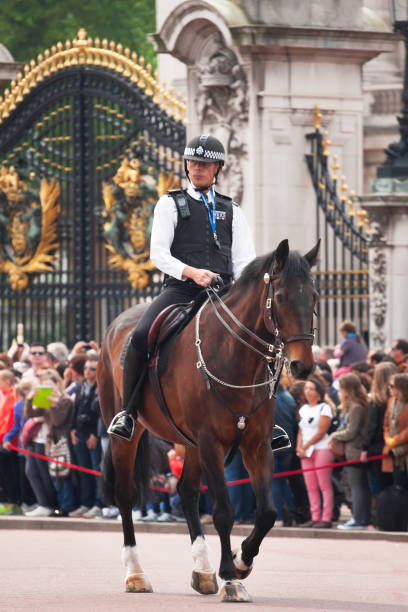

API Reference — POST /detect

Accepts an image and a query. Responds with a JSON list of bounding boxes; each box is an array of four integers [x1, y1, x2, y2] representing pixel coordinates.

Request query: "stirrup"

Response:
[[272, 425, 291, 453], [107, 411, 135, 441]]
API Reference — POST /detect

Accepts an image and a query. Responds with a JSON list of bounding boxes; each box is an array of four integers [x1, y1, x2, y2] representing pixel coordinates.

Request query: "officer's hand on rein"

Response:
[[182, 265, 214, 287]]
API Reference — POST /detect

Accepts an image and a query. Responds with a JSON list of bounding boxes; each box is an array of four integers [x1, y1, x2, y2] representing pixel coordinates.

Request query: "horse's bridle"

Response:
[[262, 270, 316, 346], [194, 265, 316, 463]]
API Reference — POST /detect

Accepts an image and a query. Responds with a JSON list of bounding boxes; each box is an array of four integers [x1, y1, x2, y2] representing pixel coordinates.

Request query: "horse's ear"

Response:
[[304, 239, 321, 268], [273, 239, 289, 274]]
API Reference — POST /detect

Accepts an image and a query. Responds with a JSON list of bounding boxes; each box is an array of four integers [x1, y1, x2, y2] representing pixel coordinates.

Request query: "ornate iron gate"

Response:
[[306, 107, 370, 347], [0, 29, 186, 348]]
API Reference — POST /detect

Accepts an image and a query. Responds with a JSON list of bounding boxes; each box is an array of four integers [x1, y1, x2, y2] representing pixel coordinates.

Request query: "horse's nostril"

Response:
[[290, 360, 309, 380]]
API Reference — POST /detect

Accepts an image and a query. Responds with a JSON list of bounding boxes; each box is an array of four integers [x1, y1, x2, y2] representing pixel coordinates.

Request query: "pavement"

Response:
[[1, 512, 408, 543], [2, 526, 408, 611]]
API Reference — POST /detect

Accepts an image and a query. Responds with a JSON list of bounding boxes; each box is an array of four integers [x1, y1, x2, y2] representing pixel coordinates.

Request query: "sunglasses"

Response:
[[30, 351, 45, 356], [84, 365, 97, 371]]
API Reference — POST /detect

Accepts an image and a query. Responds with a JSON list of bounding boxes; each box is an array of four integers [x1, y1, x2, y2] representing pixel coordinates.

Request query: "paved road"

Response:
[[2, 527, 408, 611]]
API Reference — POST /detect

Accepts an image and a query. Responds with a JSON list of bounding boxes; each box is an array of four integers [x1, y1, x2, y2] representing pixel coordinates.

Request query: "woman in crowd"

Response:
[[45, 370, 76, 516], [296, 377, 334, 528], [2, 379, 37, 513], [330, 373, 371, 529], [360, 362, 396, 494], [23, 369, 59, 517], [0, 370, 20, 515], [383, 373, 408, 490]]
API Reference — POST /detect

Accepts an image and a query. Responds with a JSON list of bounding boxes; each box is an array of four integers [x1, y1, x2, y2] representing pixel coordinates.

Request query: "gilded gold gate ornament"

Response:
[[0, 165, 60, 291], [101, 157, 180, 289]]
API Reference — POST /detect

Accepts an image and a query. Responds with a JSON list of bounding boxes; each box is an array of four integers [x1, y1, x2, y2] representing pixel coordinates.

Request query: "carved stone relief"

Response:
[[194, 36, 248, 202], [367, 208, 388, 349]]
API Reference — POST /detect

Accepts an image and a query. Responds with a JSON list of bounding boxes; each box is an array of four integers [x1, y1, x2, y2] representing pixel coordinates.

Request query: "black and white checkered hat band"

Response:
[[184, 146, 225, 161]]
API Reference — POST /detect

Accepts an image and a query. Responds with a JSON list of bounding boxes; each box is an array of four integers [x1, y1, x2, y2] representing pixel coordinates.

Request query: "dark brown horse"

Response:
[[97, 238, 319, 602]]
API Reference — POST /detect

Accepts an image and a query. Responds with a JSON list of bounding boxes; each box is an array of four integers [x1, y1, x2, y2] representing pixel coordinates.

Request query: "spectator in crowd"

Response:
[[167, 444, 185, 521], [296, 377, 334, 528], [273, 385, 298, 526], [47, 342, 69, 377], [2, 380, 37, 513], [360, 362, 396, 494], [45, 372, 76, 517], [224, 450, 255, 524], [0, 370, 20, 515], [333, 321, 368, 378], [69, 356, 102, 518], [330, 373, 371, 530], [383, 373, 408, 490], [22, 343, 48, 382], [350, 361, 373, 394], [24, 369, 59, 516], [389, 339, 408, 372], [64, 355, 86, 394], [367, 350, 386, 368]]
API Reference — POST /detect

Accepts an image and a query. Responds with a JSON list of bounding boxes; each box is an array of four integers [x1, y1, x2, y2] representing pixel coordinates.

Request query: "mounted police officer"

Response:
[[108, 134, 256, 440]]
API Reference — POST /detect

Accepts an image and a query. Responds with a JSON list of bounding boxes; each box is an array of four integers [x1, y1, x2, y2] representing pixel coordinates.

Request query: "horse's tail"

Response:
[[100, 430, 151, 510]]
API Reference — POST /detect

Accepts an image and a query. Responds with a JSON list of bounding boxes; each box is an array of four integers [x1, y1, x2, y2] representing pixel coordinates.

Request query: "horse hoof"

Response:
[[219, 580, 252, 603], [125, 573, 153, 593], [191, 570, 218, 595], [232, 549, 253, 580]]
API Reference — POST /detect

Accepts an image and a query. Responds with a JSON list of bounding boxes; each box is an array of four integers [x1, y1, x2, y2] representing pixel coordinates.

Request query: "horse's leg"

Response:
[[111, 424, 152, 593], [177, 446, 218, 595], [200, 439, 252, 603], [232, 442, 276, 580]]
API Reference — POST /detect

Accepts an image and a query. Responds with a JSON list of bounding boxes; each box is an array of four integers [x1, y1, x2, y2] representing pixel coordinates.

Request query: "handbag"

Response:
[[48, 435, 71, 478], [329, 438, 345, 461], [21, 418, 42, 447]]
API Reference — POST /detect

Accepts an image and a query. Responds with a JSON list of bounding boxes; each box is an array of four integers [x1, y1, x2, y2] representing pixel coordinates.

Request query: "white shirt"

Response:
[[150, 184, 256, 281], [298, 402, 332, 452]]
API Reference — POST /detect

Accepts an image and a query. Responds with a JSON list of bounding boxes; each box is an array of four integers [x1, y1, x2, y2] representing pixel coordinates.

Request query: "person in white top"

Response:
[[296, 377, 335, 528], [109, 134, 256, 440]]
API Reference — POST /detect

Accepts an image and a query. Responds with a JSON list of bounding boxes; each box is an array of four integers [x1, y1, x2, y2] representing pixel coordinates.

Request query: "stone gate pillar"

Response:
[[153, 0, 394, 256], [360, 191, 408, 349]]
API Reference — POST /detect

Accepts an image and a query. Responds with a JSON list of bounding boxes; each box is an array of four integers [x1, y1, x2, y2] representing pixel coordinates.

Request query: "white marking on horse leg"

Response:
[[233, 547, 251, 572], [122, 545, 143, 578], [191, 536, 214, 573]]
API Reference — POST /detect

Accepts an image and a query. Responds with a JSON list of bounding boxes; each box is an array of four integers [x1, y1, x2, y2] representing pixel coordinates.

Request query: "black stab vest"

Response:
[[169, 190, 233, 279]]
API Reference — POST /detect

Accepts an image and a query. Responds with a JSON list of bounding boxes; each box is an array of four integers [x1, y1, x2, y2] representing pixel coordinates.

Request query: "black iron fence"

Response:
[[305, 107, 370, 347], [0, 30, 186, 349]]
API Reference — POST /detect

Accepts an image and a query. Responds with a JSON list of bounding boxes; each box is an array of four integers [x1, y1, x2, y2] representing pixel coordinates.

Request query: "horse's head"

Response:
[[264, 239, 320, 379]]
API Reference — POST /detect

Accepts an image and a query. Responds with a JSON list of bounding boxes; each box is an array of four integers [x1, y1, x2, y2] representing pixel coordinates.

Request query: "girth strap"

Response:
[[148, 355, 197, 447]]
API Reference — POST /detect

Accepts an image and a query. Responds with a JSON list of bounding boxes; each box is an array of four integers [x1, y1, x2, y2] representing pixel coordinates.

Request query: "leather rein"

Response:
[[195, 264, 315, 464]]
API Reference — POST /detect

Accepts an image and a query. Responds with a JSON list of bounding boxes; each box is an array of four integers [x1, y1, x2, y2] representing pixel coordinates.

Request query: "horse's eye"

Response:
[[275, 293, 284, 304]]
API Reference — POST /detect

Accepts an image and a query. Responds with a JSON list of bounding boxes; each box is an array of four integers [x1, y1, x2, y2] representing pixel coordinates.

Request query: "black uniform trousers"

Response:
[[130, 279, 204, 353]]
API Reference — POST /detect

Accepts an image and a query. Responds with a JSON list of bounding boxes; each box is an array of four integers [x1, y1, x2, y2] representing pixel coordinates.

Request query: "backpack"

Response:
[[376, 485, 408, 532], [48, 435, 71, 479]]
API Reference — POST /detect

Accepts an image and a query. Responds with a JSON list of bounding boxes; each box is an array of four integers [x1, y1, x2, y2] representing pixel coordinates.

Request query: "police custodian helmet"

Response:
[[184, 134, 225, 166]]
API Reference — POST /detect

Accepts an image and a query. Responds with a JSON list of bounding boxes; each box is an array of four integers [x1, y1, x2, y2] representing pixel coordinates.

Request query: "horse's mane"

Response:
[[223, 249, 313, 300]]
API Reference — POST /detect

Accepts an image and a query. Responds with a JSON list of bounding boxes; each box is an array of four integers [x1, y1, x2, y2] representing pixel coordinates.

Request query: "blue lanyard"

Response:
[[199, 188, 220, 248]]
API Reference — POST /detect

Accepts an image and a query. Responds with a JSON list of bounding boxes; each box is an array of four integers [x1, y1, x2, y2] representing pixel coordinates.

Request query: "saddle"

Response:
[[146, 293, 208, 447], [147, 301, 195, 362]]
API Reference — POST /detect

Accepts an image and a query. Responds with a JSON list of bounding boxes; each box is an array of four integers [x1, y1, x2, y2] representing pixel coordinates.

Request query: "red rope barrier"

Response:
[[9, 443, 388, 489]]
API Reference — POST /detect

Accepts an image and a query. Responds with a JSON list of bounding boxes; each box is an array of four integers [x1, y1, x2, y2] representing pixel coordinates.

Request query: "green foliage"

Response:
[[0, 0, 156, 68]]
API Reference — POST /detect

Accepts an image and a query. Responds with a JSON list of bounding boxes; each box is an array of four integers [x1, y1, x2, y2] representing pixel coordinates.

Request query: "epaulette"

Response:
[[214, 191, 238, 206]]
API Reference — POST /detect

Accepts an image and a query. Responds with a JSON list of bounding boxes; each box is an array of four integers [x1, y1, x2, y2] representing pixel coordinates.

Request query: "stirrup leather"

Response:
[[107, 410, 135, 441]]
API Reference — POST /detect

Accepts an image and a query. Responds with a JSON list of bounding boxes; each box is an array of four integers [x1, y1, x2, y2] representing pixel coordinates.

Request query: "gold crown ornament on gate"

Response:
[[0, 164, 60, 291], [101, 156, 179, 289]]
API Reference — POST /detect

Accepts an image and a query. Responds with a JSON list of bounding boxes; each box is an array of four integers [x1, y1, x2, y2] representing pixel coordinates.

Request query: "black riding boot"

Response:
[[108, 342, 146, 441]]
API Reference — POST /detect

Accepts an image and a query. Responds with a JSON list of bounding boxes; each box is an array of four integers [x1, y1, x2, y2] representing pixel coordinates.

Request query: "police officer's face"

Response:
[[187, 160, 220, 190]]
